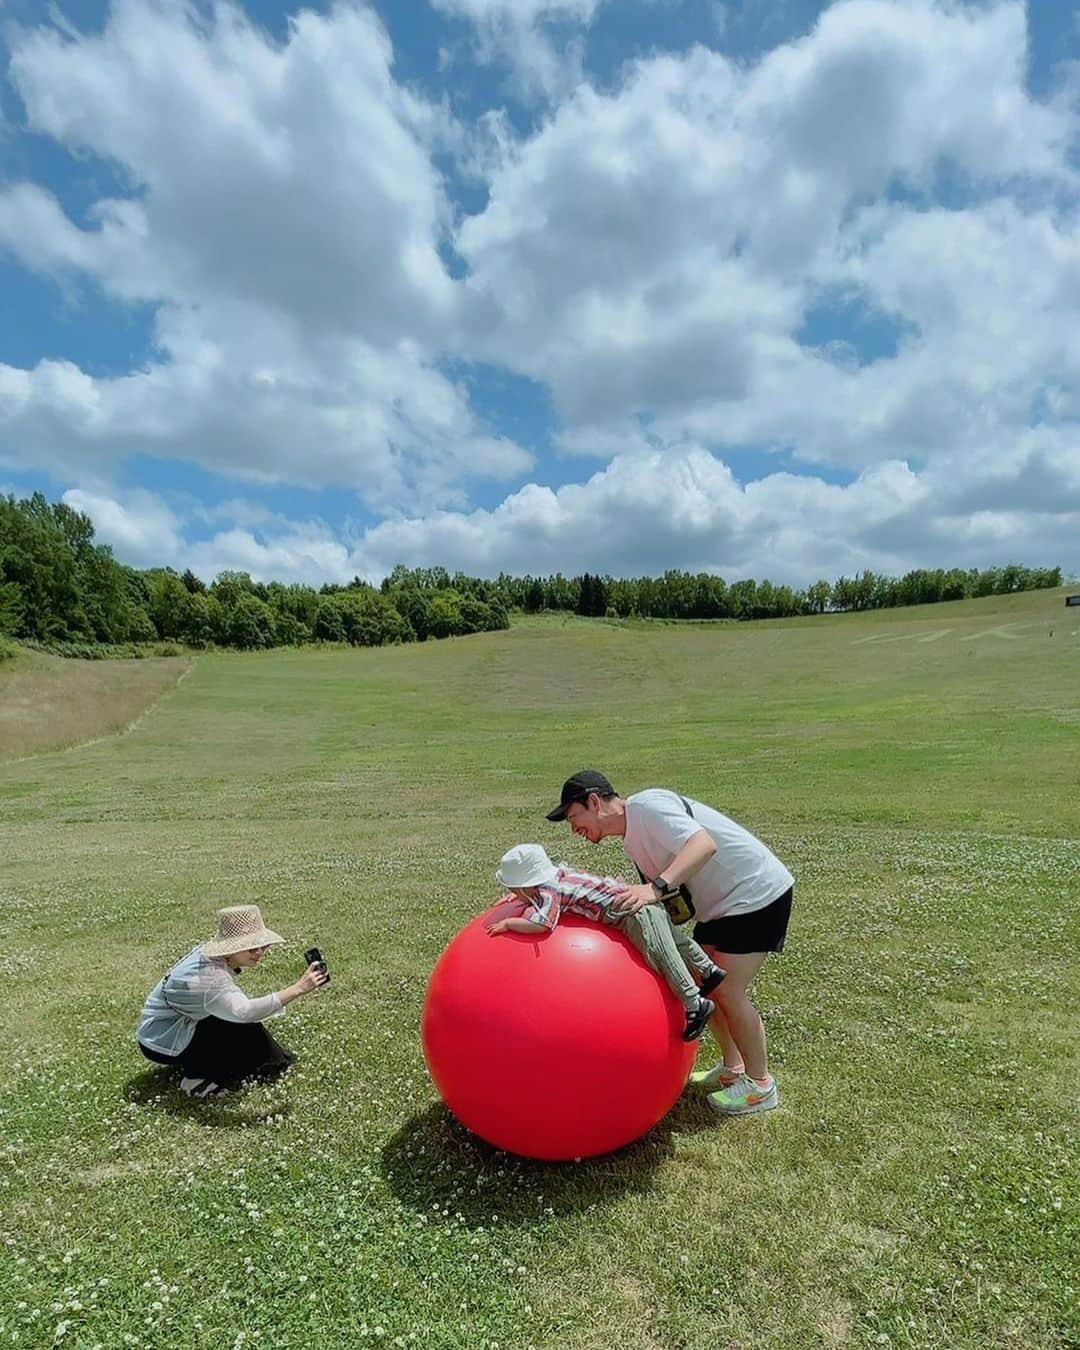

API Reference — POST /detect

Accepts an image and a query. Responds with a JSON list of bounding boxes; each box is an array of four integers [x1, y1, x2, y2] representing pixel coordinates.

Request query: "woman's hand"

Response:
[[298, 961, 329, 994], [280, 962, 330, 1005]]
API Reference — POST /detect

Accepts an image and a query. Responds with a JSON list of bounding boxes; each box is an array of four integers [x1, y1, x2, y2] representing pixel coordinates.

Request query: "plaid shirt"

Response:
[[524, 865, 628, 930]]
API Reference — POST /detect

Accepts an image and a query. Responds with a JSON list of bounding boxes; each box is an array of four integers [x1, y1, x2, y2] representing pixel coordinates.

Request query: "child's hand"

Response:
[[486, 918, 511, 936]]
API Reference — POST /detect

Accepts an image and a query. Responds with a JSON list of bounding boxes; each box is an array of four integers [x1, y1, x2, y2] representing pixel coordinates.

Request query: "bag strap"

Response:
[[633, 793, 696, 883]]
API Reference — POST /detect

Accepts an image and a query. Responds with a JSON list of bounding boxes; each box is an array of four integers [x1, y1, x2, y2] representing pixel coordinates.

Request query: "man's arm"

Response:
[[612, 829, 717, 914]]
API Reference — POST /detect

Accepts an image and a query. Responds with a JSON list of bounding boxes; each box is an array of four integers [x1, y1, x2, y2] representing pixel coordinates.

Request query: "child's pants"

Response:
[[620, 903, 714, 1007]]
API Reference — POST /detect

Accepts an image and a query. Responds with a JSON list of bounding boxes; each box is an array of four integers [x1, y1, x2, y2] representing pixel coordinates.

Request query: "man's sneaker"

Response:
[[706, 1073, 779, 1116], [681, 997, 716, 1042], [688, 1061, 744, 1092], [698, 966, 727, 997], [179, 1076, 205, 1097]]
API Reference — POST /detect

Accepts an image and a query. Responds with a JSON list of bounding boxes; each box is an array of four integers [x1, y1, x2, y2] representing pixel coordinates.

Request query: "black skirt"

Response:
[[138, 1016, 295, 1088]]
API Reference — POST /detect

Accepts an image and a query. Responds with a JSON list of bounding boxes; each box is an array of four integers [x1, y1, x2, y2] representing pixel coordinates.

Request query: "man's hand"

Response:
[[611, 883, 656, 915]]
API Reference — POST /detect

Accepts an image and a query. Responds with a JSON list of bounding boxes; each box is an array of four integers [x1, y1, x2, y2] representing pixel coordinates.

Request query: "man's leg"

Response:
[[704, 1002, 742, 1068], [700, 947, 770, 1077]]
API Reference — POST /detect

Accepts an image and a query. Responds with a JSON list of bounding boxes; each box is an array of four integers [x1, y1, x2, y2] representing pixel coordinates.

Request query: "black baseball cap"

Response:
[[545, 769, 616, 821]]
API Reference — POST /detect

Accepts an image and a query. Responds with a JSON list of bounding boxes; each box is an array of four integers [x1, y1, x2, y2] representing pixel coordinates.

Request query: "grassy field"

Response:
[[0, 649, 190, 759], [0, 589, 1076, 1348]]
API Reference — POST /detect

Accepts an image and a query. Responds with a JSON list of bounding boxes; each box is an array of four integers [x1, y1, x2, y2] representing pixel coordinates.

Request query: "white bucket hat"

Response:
[[496, 844, 558, 889], [202, 905, 285, 958]]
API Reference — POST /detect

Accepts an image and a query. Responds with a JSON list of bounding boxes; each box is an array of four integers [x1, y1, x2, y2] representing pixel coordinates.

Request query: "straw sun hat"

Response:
[[202, 905, 285, 958]]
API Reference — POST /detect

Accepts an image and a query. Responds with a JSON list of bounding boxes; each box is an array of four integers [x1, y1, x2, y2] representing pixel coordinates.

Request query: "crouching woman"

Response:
[[136, 904, 327, 1098]]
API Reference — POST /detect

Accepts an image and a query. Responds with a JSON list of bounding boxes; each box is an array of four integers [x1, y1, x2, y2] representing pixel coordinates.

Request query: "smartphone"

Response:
[[304, 946, 330, 984]]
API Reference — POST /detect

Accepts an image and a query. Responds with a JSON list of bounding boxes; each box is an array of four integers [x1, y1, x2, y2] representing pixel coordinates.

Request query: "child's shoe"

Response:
[[681, 997, 716, 1042], [706, 1073, 779, 1116], [698, 965, 727, 997]]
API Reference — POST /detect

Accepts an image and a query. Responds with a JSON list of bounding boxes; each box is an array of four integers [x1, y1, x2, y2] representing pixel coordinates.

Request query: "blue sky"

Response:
[[1, 0, 1077, 585]]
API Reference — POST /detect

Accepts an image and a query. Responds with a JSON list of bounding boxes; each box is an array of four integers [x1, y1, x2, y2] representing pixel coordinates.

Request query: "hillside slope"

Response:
[[0, 647, 191, 758]]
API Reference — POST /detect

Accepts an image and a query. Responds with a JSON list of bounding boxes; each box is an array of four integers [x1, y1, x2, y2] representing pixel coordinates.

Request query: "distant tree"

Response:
[[313, 597, 347, 643], [210, 571, 258, 610], [179, 592, 223, 647], [315, 590, 412, 646], [523, 578, 546, 613], [728, 578, 758, 620], [145, 569, 192, 640], [0, 580, 22, 636], [226, 594, 277, 649], [426, 591, 462, 639], [805, 580, 831, 614]]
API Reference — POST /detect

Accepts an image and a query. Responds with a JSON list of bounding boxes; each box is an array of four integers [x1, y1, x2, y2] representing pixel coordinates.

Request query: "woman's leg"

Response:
[[700, 947, 770, 1079], [180, 1017, 295, 1088]]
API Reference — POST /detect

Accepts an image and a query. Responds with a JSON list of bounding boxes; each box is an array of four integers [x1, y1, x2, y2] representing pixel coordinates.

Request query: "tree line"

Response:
[[0, 492, 1062, 653], [514, 562, 1062, 621]]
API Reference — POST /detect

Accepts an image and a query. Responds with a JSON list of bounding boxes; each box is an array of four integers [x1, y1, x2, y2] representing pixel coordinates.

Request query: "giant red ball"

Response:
[[422, 903, 697, 1161]]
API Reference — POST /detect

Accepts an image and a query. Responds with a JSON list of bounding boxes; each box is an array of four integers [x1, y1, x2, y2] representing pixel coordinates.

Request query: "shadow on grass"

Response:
[[380, 1093, 719, 1227], [122, 1069, 293, 1129]]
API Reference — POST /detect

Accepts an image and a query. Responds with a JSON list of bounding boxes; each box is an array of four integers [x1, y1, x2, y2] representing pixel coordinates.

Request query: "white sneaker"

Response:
[[179, 1077, 224, 1099], [706, 1073, 780, 1116], [688, 1061, 745, 1091]]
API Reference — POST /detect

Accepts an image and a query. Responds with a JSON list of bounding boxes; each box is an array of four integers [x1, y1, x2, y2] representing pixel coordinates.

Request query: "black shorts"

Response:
[[693, 887, 793, 955]]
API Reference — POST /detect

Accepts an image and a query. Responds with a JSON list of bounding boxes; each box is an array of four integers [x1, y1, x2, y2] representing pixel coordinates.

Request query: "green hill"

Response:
[[0, 586, 1075, 1347]]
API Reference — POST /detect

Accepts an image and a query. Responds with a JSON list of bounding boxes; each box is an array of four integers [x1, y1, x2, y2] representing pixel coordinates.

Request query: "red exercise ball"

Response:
[[422, 903, 697, 1161]]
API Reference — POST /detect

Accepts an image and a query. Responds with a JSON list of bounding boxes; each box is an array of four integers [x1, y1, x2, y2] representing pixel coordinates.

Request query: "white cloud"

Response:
[[185, 523, 356, 588], [63, 485, 359, 585], [73, 442, 1069, 591], [62, 487, 187, 568], [0, 0, 529, 507], [63, 432, 1078, 591], [2, 0, 1078, 586], [431, 0, 603, 102], [346, 445, 1077, 584], [459, 0, 1078, 473]]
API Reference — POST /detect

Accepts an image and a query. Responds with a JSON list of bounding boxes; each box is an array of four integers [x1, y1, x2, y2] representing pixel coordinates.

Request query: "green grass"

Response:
[[0, 589, 1077, 1348]]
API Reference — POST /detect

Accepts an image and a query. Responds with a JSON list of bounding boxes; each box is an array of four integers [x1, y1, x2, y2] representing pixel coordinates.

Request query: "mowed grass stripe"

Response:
[[0, 588, 1076, 1348]]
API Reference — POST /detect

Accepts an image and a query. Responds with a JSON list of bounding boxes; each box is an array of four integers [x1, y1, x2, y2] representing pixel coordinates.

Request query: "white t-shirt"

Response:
[[623, 789, 794, 922], [136, 945, 284, 1057]]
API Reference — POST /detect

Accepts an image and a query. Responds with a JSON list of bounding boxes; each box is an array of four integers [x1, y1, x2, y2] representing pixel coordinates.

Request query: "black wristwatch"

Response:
[[652, 875, 672, 896]]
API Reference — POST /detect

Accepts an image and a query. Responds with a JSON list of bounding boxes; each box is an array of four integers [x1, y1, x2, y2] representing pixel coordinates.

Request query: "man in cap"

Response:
[[546, 770, 793, 1116]]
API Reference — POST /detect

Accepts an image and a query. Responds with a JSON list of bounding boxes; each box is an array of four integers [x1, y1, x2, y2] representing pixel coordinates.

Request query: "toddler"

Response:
[[487, 844, 725, 1042]]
